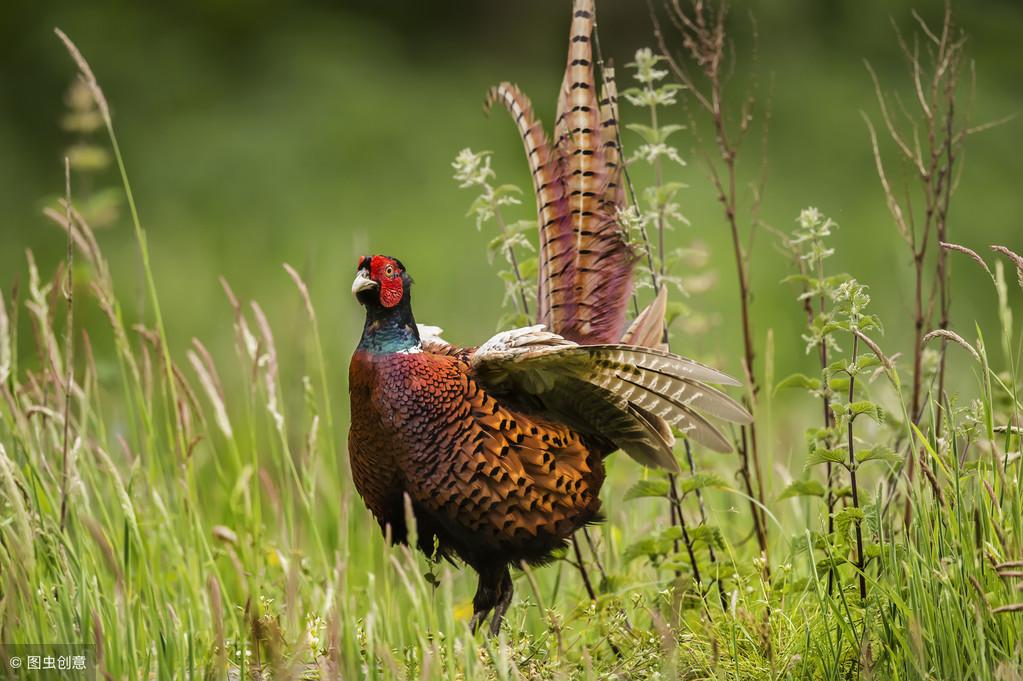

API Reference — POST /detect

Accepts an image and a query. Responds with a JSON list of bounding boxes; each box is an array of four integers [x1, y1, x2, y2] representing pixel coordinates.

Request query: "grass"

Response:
[[2, 10, 1023, 681]]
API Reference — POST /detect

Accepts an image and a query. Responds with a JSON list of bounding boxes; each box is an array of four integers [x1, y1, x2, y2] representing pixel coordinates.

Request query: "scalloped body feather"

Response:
[[349, 349, 605, 568]]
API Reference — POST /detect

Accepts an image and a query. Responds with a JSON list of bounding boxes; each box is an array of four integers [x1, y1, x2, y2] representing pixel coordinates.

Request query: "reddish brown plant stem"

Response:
[[593, 16, 708, 589], [846, 335, 867, 600], [864, 5, 965, 527], [651, 0, 770, 568], [795, 255, 836, 593]]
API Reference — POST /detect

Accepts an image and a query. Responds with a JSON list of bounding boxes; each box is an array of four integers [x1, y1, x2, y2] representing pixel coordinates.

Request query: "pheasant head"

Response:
[[352, 255, 419, 353]]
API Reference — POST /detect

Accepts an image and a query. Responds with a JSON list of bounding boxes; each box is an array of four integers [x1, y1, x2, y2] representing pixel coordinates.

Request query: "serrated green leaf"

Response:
[[660, 526, 684, 542], [807, 447, 847, 468], [625, 123, 661, 145], [518, 260, 538, 282], [855, 354, 880, 370], [779, 479, 827, 499], [834, 506, 865, 538], [774, 373, 821, 393], [816, 556, 848, 572], [850, 401, 884, 422], [828, 376, 850, 392], [659, 556, 695, 575], [623, 537, 660, 563], [781, 273, 815, 287], [680, 473, 727, 495], [654, 182, 687, 207], [832, 485, 852, 499], [659, 124, 686, 140], [822, 321, 850, 334], [859, 314, 882, 331], [624, 479, 671, 501], [688, 525, 724, 550], [827, 358, 850, 373], [487, 234, 507, 252], [491, 183, 522, 198], [507, 219, 536, 234], [856, 445, 900, 466]]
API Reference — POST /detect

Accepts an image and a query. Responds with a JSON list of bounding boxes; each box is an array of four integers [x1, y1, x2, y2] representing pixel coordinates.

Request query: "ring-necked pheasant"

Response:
[[348, 0, 751, 635]]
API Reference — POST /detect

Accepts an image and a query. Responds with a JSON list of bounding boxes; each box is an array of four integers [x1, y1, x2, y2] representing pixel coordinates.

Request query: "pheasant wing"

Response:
[[469, 327, 752, 471]]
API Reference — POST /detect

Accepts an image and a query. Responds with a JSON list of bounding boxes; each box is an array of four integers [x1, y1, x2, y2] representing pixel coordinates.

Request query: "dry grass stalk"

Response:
[[59, 157, 75, 530], [188, 349, 233, 439], [251, 301, 283, 433], [941, 241, 993, 281], [859, 4, 1009, 528], [863, 4, 980, 436], [922, 329, 981, 363], [24, 251, 65, 390], [651, 0, 770, 566], [0, 288, 10, 386], [990, 245, 1023, 290], [283, 262, 316, 322]]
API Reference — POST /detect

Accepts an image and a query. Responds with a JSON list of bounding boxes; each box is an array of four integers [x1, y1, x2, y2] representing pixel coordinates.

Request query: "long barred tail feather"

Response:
[[485, 84, 578, 334], [554, 0, 634, 346], [489, 0, 633, 346], [597, 65, 625, 210]]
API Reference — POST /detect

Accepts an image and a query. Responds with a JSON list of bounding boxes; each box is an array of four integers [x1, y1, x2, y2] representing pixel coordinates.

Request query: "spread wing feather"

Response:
[[470, 327, 752, 470]]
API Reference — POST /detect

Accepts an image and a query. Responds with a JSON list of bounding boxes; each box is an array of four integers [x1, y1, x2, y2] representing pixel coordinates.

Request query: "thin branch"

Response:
[[846, 334, 867, 600], [655, 0, 770, 567], [862, 112, 912, 245], [59, 157, 74, 532]]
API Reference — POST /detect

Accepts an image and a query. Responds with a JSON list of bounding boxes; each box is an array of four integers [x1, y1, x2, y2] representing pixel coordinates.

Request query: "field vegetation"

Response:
[[1, 2, 1021, 679]]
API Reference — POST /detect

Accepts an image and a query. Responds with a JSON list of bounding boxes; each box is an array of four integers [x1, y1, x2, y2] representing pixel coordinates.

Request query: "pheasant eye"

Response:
[[385, 265, 394, 277]]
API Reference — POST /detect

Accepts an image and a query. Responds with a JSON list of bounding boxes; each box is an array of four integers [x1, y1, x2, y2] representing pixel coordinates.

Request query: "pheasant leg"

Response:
[[469, 564, 506, 634], [488, 568, 514, 636]]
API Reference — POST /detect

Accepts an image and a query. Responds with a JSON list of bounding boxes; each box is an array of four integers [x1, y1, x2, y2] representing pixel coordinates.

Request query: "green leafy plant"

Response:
[[779, 209, 890, 601], [452, 148, 536, 329], [3, 4, 1023, 680]]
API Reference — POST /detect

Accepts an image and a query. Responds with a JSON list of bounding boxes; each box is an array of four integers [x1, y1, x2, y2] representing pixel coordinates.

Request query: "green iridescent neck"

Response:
[[358, 297, 421, 354]]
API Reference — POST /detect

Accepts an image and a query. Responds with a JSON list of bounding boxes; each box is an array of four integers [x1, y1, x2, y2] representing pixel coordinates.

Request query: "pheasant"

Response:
[[348, 0, 751, 635]]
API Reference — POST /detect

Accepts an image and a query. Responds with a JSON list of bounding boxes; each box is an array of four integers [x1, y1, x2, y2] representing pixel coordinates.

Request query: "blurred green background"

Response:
[[1, 0, 1020, 456]]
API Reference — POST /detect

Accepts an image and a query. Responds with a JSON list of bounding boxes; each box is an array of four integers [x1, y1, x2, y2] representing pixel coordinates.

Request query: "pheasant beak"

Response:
[[352, 269, 377, 297]]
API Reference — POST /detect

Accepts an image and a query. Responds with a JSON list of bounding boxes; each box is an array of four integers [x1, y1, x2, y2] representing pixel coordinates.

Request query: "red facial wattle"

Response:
[[369, 255, 404, 308]]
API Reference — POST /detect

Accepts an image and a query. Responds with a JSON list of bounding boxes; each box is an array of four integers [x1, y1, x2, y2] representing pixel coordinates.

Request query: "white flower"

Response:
[[632, 143, 687, 167], [452, 148, 494, 188], [798, 206, 822, 229], [629, 48, 669, 84]]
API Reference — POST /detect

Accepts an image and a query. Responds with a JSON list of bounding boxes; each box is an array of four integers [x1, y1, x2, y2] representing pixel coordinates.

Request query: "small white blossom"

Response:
[[452, 148, 495, 188], [799, 206, 822, 229], [632, 143, 686, 166], [628, 48, 669, 84]]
